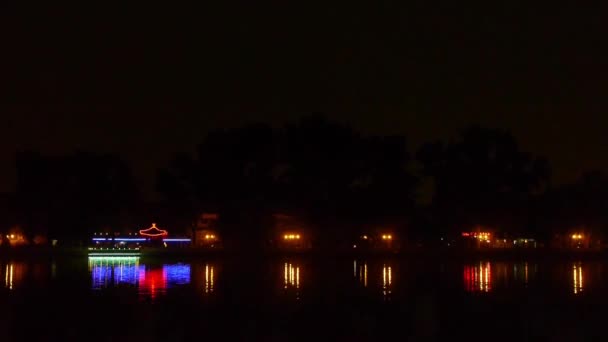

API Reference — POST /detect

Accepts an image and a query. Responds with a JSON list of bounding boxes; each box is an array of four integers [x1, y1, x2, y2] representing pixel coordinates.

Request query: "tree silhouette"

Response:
[[417, 125, 550, 236], [535, 171, 608, 241], [157, 115, 418, 243]]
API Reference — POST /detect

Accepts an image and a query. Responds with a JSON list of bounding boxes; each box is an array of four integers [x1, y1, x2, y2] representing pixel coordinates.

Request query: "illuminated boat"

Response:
[[88, 223, 191, 256], [88, 246, 141, 256]]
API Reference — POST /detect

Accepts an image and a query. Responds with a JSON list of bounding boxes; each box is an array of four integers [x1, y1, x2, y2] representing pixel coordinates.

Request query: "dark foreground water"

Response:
[[0, 256, 607, 341]]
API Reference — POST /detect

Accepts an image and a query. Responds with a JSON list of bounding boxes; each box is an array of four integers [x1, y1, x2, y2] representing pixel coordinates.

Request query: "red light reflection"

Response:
[[463, 262, 492, 292], [138, 267, 167, 299]]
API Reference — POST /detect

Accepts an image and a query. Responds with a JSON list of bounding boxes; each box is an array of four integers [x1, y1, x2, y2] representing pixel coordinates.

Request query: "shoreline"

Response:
[[1, 247, 608, 261]]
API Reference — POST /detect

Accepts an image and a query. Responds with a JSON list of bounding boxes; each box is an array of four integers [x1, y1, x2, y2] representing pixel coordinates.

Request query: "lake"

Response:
[[0, 256, 606, 341]]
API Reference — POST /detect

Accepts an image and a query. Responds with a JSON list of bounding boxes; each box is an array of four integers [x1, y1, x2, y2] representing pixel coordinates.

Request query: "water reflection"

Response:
[[353, 260, 393, 300], [138, 268, 166, 299], [512, 262, 535, 288], [5, 264, 11, 290], [283, 263, 300, 289], [88, 257, 191, 298], [463, 262, 492, 292], [1, 258, 605, 303], [205, 263, 215, 294], [162, 264, 191, 286], [382, 264, 392, 300], [573, 263, 584, 294], [3, 262, 26, 290], [283, 262, 301, 299], [89, 256, 140, 288], [192, 262, 218, 295], [353, 260, 368, 287]]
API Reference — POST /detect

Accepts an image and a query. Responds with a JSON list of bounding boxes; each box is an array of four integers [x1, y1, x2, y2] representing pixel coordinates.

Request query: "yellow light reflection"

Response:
[[205, 264, 215, 294], [383, 266, 386, 284], [483, 263, 489, 292], [8, 264, 13, 290], [573, 263, 583, 294], [382, 264, 392, 300], [355, 261, 369, 287], [3, 262, 28, 290], [283, 263, 300, 289], [284, 263, 288, 289]]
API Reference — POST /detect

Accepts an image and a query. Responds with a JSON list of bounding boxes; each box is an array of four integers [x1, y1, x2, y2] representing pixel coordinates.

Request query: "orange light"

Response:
[[362, 235, 368, 240], [284, 233, 300, 240], [139, 223, 168, 237]]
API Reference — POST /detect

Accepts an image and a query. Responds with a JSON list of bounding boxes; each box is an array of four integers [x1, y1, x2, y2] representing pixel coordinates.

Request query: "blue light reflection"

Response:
[[89, 257, 191, 292]]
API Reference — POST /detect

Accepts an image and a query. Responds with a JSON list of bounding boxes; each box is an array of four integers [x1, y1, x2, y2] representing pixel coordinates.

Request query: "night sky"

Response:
[[1, 3, 607, 197]]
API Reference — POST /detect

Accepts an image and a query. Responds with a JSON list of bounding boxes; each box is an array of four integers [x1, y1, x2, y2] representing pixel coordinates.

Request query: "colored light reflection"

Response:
[[163, 264, 191, 286], [573, 263, 584, 294], [89, 258, 191, 297], [463, 262, 492, 292], [89, 257, 140, 289], [138, 267, 166, 299]]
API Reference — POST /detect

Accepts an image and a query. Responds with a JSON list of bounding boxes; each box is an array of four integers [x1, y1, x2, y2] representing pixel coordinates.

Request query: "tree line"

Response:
[[3, 115, 607, 244]]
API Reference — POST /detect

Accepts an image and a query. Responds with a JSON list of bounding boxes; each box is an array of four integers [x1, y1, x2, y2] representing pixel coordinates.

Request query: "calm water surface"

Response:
[[1, 256, 607, 340]]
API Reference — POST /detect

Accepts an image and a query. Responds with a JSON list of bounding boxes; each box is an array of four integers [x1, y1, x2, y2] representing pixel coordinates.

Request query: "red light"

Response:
[[462, 232, 470, 237]]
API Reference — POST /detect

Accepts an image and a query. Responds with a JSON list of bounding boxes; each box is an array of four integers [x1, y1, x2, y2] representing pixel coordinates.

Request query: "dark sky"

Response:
[[1, 3, 607, 197]]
